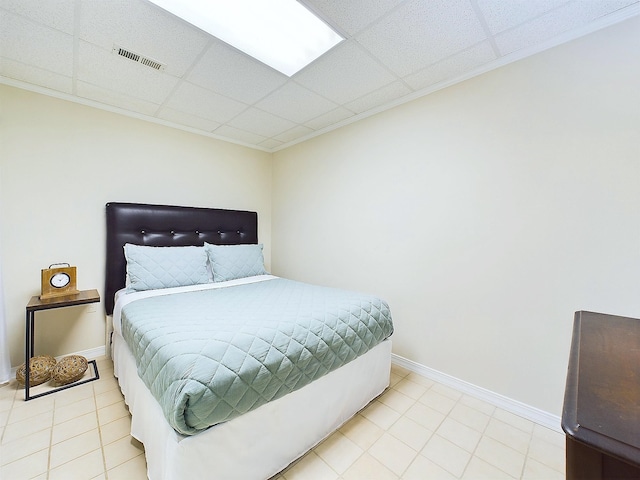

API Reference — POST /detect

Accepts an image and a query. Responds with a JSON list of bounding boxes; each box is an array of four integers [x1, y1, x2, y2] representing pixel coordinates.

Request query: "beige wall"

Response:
[[2, 16, 638, 418], [0, 85, 272, 367], [272, 17, 640, 415]]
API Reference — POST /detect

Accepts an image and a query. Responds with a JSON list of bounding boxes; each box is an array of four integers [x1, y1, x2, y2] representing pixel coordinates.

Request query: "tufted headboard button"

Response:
[[105, 202, 258, 315]]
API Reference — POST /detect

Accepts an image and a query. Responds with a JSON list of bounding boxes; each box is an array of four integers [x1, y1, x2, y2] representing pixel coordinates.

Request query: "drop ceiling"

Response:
[[1, 0, 638, 152]]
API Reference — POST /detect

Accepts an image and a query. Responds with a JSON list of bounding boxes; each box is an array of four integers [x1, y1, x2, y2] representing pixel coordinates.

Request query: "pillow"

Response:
[[204, 243, 267, 282], [124, 244, 210, 291]]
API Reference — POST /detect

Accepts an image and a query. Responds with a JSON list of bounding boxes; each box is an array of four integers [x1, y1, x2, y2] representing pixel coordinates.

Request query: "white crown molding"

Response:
[[0, 76, 271, 153], [2, 4, 637, 155], [273, 5, 640, 152], [391, 353, 563, 433]]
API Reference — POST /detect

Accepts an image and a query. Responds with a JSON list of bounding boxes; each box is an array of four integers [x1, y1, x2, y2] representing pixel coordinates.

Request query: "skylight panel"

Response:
[[147, 0, 344, 76]]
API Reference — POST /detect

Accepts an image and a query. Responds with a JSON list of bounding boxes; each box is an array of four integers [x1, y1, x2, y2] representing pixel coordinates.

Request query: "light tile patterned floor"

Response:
[[0, 359, 565, 479]]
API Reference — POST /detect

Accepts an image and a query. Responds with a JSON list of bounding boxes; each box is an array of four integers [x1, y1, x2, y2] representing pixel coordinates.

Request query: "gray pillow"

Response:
[[124, 244, 210, 291], [204, 243, 267, 282]]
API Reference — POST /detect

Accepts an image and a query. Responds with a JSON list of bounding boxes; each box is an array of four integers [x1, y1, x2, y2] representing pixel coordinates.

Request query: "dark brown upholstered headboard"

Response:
[[105, 202, 258, 314]]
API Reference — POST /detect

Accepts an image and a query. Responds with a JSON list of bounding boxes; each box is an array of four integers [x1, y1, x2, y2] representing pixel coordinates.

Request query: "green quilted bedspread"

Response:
[[121, 278, 394, 435]]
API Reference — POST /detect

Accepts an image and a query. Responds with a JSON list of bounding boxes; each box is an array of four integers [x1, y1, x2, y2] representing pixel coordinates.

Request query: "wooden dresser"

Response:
[[562, 311, 640, 479]]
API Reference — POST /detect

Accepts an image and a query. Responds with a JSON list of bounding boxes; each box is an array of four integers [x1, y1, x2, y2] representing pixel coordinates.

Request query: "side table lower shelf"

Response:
[[25, 360, 100, 400], [25, 289, 101, 401]]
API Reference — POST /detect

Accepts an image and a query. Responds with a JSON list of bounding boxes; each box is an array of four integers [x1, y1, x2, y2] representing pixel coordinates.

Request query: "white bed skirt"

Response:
[[112, 332, 392, 480]]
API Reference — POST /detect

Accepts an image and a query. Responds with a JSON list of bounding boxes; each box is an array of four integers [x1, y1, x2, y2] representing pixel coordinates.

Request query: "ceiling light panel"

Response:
[[146, 0, 344, 76]]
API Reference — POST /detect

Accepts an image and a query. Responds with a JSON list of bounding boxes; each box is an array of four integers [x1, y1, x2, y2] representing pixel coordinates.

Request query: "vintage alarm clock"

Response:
[[40, 263, 79, 299]]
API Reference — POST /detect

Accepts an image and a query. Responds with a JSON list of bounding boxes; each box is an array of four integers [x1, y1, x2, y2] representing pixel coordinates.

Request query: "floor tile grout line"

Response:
[[3, 360, 565, 480], [46, 393, 55, 480], [93, 382, 111, 480], [454, 391, 477, 479], [391, 377, 450, 478], [288, 398, 391, 479], [474, 405, 529, 480], [518, 418, 535, 480], [0, 389, 9, 446], [285, 376, 418, 479], [436, 389, 474, 479]]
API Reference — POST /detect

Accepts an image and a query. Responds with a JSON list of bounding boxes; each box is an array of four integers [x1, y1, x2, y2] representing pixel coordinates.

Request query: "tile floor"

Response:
[[0, 359, 565, 479]]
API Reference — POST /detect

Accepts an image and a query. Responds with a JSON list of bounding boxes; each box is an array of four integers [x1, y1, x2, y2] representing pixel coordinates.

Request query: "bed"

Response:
[[105, 202, 393, 479]]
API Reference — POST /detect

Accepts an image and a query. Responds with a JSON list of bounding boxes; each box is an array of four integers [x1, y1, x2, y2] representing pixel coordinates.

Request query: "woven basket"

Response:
[[52, 355, 89, 385], [16, 355, 57, 387]]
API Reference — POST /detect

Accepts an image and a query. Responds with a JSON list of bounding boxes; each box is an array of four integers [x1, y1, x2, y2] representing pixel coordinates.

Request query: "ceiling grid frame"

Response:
[[0, 0, 637, 152]]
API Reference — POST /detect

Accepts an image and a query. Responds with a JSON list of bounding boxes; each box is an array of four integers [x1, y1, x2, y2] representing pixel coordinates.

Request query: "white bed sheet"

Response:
[[112, 274, 278, 335], [111, 278, 392, 480]]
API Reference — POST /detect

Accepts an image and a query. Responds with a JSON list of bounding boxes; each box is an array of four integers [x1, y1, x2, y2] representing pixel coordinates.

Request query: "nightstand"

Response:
[[562, 311, 640, 478], [24, 289, 101, 401]]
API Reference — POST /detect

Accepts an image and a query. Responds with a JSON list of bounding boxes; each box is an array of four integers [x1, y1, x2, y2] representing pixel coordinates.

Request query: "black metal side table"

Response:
[[25, 289, 101, 401]]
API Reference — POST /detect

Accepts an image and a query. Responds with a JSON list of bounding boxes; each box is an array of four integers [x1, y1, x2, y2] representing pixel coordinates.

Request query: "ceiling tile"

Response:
[[255, 82, 338, 124], [164, 82, 248, 124], [494, 0, 638, 56], [295, 40, 396, 104], [303, 0, 406, 35], [356, 0, 487, 76], [304, 107, 355, 131], [157, 107, 221, 132], [403, 41, 497, 91], [186, 40, 287, 104], [344, 80, 412, 114], [78, 40, 180, 105], [2, 0, 638, 151], [76, 81, 161, 116], [475, 0, 571, 35], [228, 108, 297, 138], [0, 57, 72, 93], [0, 0, 75, 34], [0, 10, 73, 76], [78, 0, 209, 77]]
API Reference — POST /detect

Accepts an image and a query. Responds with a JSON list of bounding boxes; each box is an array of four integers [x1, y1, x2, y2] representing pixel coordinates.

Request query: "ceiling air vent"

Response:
[[112, 45, 166, 71]]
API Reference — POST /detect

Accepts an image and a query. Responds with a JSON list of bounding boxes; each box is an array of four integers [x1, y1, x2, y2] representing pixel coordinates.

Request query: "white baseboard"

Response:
[[63, 346, 107, 362], [9, 346, 560, 433], [391, 353, 562, 433], [10, 345, 107, 376]]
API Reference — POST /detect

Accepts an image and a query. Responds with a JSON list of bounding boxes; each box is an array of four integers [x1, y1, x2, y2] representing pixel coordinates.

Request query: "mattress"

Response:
[[113, 275, 394, 435], [112, 331, 392, 479]]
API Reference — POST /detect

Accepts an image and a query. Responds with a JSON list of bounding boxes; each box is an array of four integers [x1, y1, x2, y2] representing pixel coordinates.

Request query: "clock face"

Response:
[[50, 272, 71, 288]]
